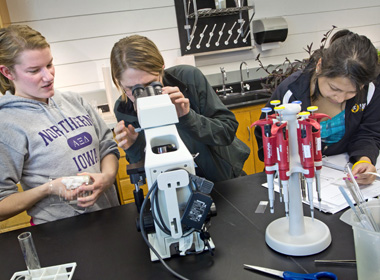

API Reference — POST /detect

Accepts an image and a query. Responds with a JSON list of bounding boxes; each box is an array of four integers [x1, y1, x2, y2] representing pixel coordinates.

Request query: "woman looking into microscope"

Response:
[[255, 29, 380, 185], [111, 35, 250, 182]]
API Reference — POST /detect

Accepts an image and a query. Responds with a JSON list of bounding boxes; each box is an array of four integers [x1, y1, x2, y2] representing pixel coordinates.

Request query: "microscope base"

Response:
[[148, 231, 215, 261], [265, 216, 331, 256]]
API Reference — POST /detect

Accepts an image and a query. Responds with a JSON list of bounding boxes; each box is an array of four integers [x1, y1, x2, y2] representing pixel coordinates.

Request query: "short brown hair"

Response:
[[110, 35, 164, 101]]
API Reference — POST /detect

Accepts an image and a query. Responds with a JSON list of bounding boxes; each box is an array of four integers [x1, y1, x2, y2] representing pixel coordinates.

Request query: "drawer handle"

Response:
[[247, 126, 251, 141]]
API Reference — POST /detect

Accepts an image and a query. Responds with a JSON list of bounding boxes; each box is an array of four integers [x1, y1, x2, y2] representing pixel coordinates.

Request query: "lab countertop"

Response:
[[220, 90, 271, 109], [0, 173, 356, 280], [214, 79, 271, 109]]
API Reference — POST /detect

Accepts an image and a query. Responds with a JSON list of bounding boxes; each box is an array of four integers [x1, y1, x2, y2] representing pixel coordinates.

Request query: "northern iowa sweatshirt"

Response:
[[0, 91, 120, 224]]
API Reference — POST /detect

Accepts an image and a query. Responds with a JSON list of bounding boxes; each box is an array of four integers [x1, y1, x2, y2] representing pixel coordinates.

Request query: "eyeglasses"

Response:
[[119, 73, 162, 95]]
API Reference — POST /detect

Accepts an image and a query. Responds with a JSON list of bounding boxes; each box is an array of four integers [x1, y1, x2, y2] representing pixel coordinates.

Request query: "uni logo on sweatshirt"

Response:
[[67, 132, 93, 150]]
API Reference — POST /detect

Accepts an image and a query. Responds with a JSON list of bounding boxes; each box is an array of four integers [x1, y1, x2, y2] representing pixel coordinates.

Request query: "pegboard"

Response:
[[174, 0, 254, 56]]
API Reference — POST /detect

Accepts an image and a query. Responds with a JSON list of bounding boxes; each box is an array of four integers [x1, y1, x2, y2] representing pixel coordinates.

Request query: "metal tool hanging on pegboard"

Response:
[[175, 0, 255, 55]]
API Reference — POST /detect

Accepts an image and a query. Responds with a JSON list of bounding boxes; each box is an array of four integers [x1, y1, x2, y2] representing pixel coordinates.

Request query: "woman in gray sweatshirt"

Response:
[[0, 25, 120, 224]]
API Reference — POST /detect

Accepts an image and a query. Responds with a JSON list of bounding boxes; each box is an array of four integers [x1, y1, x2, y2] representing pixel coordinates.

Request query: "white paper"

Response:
[[262, 153, 380, 214], [321, 153, 349, 171]]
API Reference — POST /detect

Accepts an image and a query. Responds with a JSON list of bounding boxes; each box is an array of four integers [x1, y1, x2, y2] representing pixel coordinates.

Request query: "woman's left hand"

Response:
[[75, 172, 114, 208], [162, 86, 190, 118], [352, 160, 377, 185]]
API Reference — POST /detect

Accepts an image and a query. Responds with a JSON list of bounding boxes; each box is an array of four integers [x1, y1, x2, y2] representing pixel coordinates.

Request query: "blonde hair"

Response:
[[110, 35, 164, 101], [0, 25, 50, 94]]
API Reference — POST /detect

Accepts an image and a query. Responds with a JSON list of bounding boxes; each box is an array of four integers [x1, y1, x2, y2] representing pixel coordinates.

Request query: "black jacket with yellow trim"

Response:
[[255, 70, 380, 165]]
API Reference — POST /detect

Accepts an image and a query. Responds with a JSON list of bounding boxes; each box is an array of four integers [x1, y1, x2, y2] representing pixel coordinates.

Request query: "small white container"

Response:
[[11, 262, 77, 280], [340, 199, 380, 280]]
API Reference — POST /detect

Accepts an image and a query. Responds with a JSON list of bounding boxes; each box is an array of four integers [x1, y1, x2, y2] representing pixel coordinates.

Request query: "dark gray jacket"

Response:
[[114, 65, 250, 182]]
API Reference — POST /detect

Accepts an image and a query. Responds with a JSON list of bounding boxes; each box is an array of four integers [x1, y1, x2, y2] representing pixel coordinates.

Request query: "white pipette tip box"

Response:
[[11, 262, 77, 280]]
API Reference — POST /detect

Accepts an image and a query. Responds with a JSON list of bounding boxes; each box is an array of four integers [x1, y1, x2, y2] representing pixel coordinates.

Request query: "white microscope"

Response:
[[130, 82, 215, 262]]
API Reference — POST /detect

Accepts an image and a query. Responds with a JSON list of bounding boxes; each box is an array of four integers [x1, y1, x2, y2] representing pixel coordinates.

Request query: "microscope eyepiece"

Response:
[[150, 81, 163, 95], [132, 84, 145, 100], [132, 82, 163, 100]]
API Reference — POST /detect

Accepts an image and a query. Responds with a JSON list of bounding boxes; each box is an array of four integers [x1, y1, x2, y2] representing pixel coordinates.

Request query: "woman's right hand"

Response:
[[114, 120, 138, 150], [48, 178, 80, 201], [352, 160, 377, 185]]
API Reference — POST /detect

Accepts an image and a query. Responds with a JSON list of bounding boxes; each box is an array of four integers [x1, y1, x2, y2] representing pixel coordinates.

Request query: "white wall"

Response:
[[6, 0, 380, 102]]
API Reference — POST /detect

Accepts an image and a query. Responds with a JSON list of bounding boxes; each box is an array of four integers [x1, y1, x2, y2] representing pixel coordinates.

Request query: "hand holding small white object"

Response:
[[49, 175, 92, 205], [61, 175, 92, 190], [62, 175, 93, 204]]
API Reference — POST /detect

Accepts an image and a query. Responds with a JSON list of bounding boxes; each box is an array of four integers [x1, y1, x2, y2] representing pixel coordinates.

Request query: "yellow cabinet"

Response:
[[0, 185, 31, 233], [231, 103, 266, 175], [116, 148, 148, 205], [0, 211, 30, 233]]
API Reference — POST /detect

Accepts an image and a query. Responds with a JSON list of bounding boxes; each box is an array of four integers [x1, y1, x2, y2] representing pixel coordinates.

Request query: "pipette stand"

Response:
[[265, 103, 331, 256]]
